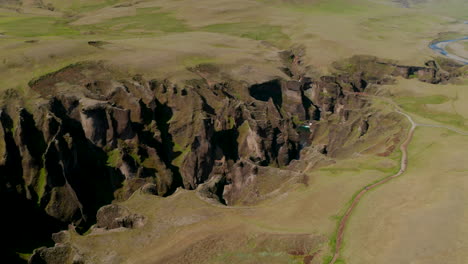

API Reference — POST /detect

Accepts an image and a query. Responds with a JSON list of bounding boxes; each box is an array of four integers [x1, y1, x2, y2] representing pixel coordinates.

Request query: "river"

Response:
[[429, 37, 468, 65]]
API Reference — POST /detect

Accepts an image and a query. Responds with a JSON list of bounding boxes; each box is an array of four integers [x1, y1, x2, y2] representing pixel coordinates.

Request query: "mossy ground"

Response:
[[35, 167, 47, 202], [106, 149, 121, 167], [340, 77, 468, 263], [79, 8, 189, 36], [342, 126, 468, 264], [2, 0, 467, 97], [0, 16, 80, 37], [396, 96, 466, 128], [201, 22, 290, 47]]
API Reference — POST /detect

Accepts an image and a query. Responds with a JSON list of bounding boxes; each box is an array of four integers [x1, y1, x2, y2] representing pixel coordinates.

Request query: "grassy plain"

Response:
[[1, 0, 467, 96], [340, 76, 468, 263], [342, 126, 468, 264], [68, 151, 401, 263], [446, 40, 468, 60]]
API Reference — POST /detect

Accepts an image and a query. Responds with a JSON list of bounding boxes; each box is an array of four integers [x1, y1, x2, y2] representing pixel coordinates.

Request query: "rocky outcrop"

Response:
[[96, 204, 146, 230], [1, 62, 308, 261], [3, 54, 464, 262], [332, 55, 461, 84], [29, 243, 84, 264], [221, 159, 308, 205]]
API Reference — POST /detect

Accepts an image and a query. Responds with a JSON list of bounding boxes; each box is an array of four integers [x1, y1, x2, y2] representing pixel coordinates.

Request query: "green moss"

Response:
[[271, 0, 369, 15], [396, 95, 450, 105], [172, 147, 190, 167], [129, 152, 141, 164], [106, 149, 121, 167], [323, 255, 333, 263], [80, 8, 190, 35], [237, 121, 251, 145], [68, 0, 122, 13], [291, 115, 302, 125], [201, 22, 289, 47], [173, 142, 184, 153], [36, 167, 47, 202], [319, 91, 334, 98], [38, 0, 124, 13], [396, 95, 466, 128], [0, 16, 79, 37], [211, 43, 235, 48], [141, 155, 161, 169], [227, 117, 235, 129], [17, 252, 32, 261]]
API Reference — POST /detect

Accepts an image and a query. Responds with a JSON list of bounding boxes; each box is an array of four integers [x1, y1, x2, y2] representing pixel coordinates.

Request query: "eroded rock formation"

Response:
[[1, 54, 464, 263]]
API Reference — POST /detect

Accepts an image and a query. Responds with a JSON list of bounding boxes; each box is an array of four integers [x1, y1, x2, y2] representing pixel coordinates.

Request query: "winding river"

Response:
[[429, 37, 468, 65]]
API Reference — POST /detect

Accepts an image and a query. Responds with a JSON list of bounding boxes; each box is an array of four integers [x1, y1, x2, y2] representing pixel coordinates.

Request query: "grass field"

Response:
[[338, 75, 468, 263], [446, 40, 468, 60], [380, 78, 468, 129], [342, 126, 468, 264], [1, 0, 467, 97], [67, 151, 401, 263]]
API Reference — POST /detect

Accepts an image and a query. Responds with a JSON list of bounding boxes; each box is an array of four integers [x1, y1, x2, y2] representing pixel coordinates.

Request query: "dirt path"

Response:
[[328, 110, 416, 264], [328, 107, 468, 264]]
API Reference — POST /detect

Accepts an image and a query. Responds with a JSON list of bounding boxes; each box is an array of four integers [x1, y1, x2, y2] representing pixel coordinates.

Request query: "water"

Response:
[[429, 37, 468, 65]]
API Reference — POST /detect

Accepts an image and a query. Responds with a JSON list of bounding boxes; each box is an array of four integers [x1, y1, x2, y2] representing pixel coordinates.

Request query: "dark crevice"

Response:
[[213, 129, 239, 161], [49, 99, 125, 233], [215, 176, 227, 205], [1, 111, 65, 264], [19, 109, 47, 164], [151, 98, 183, 195], [301, 90, 313, 121], [249, 79, 283, 108]]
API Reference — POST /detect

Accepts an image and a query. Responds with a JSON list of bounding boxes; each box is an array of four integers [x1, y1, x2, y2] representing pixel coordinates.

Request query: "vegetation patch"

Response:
[[396, 95, 466, 128], [16, 252, 32, 261], [201, 22, 289, 47], [362, 14, 437, 35], [236, 121, 251, 145], [396, 95, 450, 105], [27, 61, 95, 88], [172, 143, 190, 168], [182, 56, 217, 68], [36, 167, 47, 202], [79, 8, 190, 35], [431, 31, 467, 43], [332, 55, 395, 80], [320, 167, 360, 174], [0, 16, 79, 37], [62, 0, 123, 13], [106, 149, 121, 167]]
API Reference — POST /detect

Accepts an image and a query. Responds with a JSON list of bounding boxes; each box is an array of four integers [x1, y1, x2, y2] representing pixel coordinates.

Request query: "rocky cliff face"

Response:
[[1, 55, 463, 263]]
